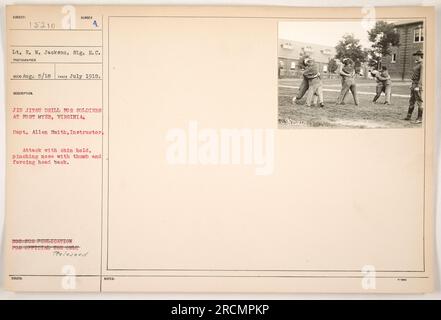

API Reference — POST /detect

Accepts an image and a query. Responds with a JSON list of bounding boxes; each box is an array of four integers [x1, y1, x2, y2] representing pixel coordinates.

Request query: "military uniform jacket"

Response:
[[411, 61, 423, 88]]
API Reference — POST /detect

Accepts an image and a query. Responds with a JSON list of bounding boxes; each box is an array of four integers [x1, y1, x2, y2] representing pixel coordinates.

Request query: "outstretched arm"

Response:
[[304, 73, 320, 79]]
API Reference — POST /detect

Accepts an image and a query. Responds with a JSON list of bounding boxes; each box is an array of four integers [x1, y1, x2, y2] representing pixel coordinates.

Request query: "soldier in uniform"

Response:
[[372, 66, 392, 105], [404, 50, 424, 123], [292, 55, 310, 104], [335, 58, 359, 106], [303, 58, 324, 108]]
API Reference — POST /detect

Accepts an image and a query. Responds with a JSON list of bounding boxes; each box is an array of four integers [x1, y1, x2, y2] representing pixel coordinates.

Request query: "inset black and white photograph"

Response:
[[278, 20, 425, 129]]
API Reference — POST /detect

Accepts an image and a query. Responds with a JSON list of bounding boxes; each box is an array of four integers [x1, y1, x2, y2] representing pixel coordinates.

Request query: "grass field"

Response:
[[278, 78, 422, 129]]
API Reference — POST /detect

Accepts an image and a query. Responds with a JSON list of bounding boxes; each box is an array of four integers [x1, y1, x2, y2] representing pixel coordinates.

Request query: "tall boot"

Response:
[[404, 106, 414, 120], [414, 108, 423, 124]]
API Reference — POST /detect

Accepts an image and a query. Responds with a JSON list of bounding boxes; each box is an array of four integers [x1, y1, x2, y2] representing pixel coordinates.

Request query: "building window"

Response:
[[391, 53, 397, 63], [281, 42, 294, 50], [290, 62, 296, 70], [414, 26, 424, 43], [303, 46, 314, 53], [323, 65, 328, 73]]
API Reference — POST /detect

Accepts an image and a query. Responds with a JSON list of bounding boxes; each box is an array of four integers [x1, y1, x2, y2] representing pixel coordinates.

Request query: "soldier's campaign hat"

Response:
[[413, 49, 424, 57]]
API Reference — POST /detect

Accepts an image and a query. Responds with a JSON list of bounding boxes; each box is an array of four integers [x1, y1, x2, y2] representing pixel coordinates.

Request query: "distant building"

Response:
[[278, 39, 336, 79], [381, 21, 424, 80]]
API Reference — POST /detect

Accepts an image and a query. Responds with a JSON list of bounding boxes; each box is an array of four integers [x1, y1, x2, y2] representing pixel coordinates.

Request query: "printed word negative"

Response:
[[166, 121, 274, 175]]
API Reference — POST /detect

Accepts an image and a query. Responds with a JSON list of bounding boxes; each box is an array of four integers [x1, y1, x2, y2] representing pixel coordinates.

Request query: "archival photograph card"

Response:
[[3, 5, 436, 293]]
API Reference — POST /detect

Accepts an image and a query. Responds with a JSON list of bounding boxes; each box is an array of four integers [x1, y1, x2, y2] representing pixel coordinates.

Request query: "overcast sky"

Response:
[[278, 21, 375, 49]]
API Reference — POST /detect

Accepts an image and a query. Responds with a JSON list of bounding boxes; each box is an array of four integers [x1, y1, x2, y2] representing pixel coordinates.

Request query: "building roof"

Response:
[[393, 20, 424, 27], [278, 39, 336, 63]]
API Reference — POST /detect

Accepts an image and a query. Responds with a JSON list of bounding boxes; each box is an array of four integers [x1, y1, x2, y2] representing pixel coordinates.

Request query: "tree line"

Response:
[[328, 21, 400, 74]]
